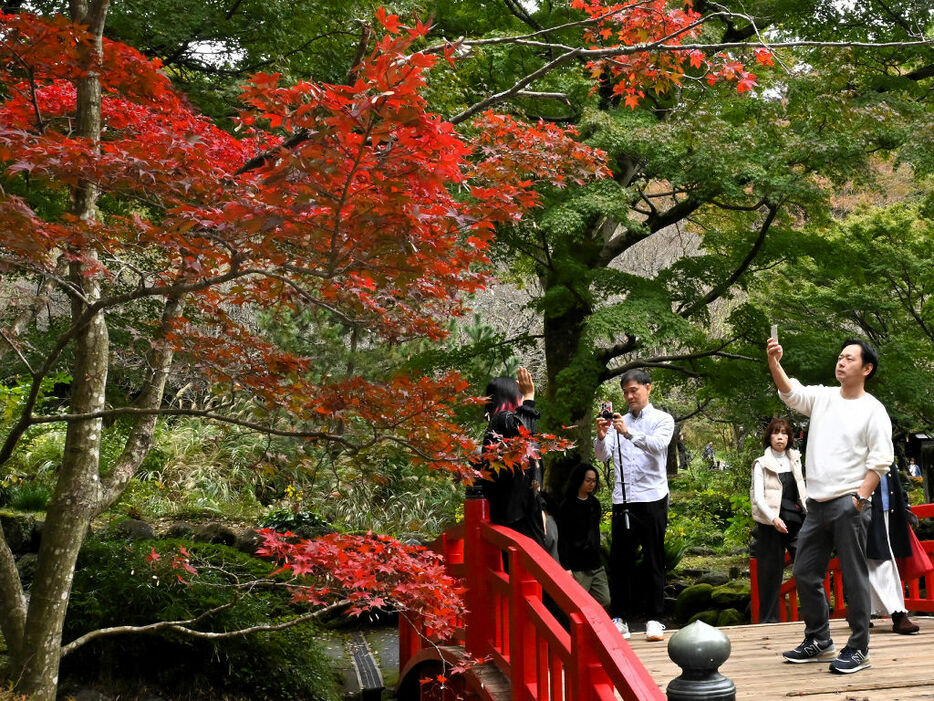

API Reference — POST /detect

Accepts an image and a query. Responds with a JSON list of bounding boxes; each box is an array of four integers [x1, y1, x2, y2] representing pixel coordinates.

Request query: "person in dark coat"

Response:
[[478, 368, 551, 553], [866, 465, 920, 634], [556, 463, 610, 612]]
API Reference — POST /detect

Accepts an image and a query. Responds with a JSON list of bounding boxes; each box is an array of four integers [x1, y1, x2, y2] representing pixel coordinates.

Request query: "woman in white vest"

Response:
[[751, 417, 808, 623]]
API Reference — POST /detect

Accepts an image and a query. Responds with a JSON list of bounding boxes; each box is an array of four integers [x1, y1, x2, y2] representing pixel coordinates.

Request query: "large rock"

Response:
[[0, 512, 41, 554], [163, 521, 196, 539], [687, 609, 719, 626], [716, 608, 746, 627], [193, 522, 238, 546], [711, 580, 750, 609], [235, 527, 262, 555], [675, 583, 714, 622], [696, 571, 730, 586], [113, 518, 155, 541]]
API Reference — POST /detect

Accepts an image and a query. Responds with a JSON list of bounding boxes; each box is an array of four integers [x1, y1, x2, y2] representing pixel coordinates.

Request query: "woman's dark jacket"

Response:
[[556, 494, 603, 572], [479, 400, 547, 548], [867, 470, 912, 560]]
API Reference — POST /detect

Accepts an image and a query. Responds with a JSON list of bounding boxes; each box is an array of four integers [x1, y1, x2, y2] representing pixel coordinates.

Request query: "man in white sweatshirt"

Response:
[[767, 337, 893, 675]]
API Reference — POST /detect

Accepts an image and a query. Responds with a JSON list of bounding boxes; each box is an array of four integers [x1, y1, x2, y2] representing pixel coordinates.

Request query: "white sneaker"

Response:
[[612, 617, 631, 639], [645, 620, 665, 641]]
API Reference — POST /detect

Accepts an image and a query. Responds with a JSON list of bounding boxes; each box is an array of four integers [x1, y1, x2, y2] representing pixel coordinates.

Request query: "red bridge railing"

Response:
[[750, 503, 934, 622], [399, 493, 665, 701]]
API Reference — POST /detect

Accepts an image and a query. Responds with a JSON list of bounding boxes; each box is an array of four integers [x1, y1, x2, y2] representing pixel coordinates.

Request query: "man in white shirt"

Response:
[[594, 369, 674, 642], [767, 337, 894, 674]]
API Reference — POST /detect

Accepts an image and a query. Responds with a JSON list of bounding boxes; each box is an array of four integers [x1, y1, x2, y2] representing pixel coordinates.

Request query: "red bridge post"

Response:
[[464, 487, 494, 659]]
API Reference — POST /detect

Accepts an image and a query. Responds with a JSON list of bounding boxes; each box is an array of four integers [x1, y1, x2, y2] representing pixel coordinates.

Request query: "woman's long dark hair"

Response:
[[484, 376, 521, 419], [563, 462, 600, 503]]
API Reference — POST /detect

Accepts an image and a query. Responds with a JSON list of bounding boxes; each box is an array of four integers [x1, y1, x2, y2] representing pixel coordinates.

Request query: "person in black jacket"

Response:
[[556, 462, 611, 612], [479, 368, 551, 553], [867, 465, 920, 634]]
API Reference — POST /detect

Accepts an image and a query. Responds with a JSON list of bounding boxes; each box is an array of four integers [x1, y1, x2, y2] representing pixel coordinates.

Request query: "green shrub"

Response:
[[8, 482, 51, 511], [259, 507, 333, 538], [63, 535, 341, 701], [664, 532, 688, 573]]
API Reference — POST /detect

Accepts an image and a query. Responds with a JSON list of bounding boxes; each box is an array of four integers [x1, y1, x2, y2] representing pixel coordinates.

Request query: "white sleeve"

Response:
[[752, 461, 777, 523], [778, 378, 817, 417], [594, 431, 613, 462], [865, 403, 894, 477], [629, 412, 675, 454]]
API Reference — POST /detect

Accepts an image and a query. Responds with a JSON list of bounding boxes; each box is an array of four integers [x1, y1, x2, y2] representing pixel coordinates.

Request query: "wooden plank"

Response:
[[626, 617, 934, 700]]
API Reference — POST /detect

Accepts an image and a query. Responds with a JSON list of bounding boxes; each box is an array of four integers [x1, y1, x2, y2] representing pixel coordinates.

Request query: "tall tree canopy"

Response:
[[420, 0, 934, 459]]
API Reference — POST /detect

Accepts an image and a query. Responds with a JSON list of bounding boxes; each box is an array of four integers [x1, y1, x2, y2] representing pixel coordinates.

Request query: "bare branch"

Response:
[[0, 327, 35, 374], [61, 597, 349, 654], [596, 334, 638, 365], [346, 21, 374, 84], [673, 398, 712, 423], [161, 605, 344, 641], [27, 407, 358, 448], [449, 47, 584, 125], [61, 600, 239, 656], [501, 0, 542, 32], [604, 338, 755, 380], [423, 2, 656, 54], [677, 203, 778, 317]]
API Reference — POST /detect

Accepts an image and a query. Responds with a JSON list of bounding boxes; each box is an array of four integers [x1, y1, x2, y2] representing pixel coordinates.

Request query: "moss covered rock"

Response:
[[711, 580, 750, 610], [716, 608, 746, 627], [688, 609, 720, 626], [675, 583, 714, 622]]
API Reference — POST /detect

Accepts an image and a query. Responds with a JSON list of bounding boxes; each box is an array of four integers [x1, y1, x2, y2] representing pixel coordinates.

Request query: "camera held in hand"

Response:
[[599, 401, 614, 421]]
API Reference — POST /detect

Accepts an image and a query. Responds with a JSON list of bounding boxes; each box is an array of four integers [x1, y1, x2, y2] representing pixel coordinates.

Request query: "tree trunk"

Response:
[[13, 3, 110, 697], [541, 293, 601, 490], [16, 260, 109, 698]]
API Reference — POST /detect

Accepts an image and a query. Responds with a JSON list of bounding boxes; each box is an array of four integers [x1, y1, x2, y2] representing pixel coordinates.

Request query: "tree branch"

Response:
[[673, 397, 712, 423], [27, 407, 358, 448], [603, 339, 755, 381], [678, 203, 777, 317], [596, 334, 638, 365], [449, 47, 584, 125], [96, 295, 185, 513]]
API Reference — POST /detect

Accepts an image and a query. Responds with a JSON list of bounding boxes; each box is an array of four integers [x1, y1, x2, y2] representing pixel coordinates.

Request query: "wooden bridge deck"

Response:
[[627, 617, 934, 700]]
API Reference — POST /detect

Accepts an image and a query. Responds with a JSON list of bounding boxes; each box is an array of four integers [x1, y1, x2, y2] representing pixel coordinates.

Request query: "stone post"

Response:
[[666, 620, 736, 701]]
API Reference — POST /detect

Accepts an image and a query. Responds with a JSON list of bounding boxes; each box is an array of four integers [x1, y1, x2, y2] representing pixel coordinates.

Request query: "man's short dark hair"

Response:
[[841, 338, 879, 380], [620, 368, 652, 386]]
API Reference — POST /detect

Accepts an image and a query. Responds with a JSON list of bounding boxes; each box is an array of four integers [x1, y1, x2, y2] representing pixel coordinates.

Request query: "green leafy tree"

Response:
[[752, 187, 934, 440], [423, 0, 934, 468]]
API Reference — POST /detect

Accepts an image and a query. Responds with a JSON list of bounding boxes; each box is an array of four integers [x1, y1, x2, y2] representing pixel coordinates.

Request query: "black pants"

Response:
[[610, 496, 668, 620], [754, 521, 799, 623]]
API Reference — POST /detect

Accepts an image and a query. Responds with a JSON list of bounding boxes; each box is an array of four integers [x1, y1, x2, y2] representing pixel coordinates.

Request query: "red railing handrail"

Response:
[[750, 502, 934, 622], [400, 494, 665, 701]]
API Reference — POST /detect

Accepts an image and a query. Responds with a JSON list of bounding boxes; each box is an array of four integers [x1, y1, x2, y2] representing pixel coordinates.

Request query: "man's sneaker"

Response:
[[612, 618, 630, 639], [892, 611, 920, 635], [829, 646, 871, 674], [645, 620, 665, 642], [782, 637, 836, 663]]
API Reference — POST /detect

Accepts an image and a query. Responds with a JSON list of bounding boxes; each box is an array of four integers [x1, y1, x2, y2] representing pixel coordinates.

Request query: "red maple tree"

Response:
[[571, 0, 768, 107], [0, 8, 605, 698]]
